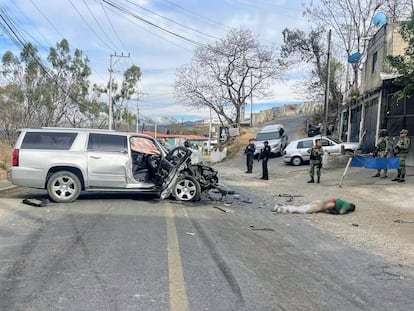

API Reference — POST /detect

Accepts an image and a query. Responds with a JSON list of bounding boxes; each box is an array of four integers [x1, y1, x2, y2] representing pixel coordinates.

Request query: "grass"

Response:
[[219, 127, 258, 160]]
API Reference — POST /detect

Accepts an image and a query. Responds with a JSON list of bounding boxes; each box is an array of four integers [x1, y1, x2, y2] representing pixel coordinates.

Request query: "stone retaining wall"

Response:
[[323, 153, 352, 169]]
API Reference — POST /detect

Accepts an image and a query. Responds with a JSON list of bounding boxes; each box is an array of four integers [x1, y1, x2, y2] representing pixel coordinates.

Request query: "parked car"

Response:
[[283, 136, 359, 166], [307, 125, 321, 137], [307, 124, 333, 137], [8, 128, 219, 202], [254, 124, 288, 158]]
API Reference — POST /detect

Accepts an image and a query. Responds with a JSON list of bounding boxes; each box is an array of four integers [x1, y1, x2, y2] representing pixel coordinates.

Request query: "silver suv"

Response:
[[254, 124, 288, 158], [8, 128, 219, 203]]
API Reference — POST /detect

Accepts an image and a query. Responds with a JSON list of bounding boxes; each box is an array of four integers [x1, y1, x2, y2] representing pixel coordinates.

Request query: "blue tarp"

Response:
[[351, 156, 400, 169]]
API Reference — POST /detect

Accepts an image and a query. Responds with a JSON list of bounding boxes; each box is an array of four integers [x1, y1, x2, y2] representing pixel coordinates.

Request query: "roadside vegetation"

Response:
[[0, 141, 12, 170], [218, 127, 257, 160]]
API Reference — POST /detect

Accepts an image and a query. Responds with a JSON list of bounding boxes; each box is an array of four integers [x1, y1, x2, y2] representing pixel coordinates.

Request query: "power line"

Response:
[[101, 0, 204, 48], [67, 0, 115, 51], [96, 0, 130, 53], [154, 0, 230, 32], [124, 0, 220, 40], [0, 8, 93, 113], [101, 1, 196, 53], [80, 0, 121, 51], [15, 0, 108, 82], [29, 0, 65, 40], [0, 4, 49, 52]]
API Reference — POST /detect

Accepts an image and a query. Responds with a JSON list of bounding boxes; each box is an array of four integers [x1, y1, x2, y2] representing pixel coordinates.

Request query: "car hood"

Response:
[[341, 141, 360, 150]]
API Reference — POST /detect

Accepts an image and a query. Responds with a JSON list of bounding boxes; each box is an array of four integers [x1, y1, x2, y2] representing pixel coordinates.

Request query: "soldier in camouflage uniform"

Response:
[[392, 129, 411, 182], [373, 129, 390, 178], [307, 138, 324, 183]]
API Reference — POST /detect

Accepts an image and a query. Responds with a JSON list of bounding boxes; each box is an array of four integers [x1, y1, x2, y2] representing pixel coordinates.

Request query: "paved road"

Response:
[[1, 186, 413, 311], [1, 116, 413, 310]]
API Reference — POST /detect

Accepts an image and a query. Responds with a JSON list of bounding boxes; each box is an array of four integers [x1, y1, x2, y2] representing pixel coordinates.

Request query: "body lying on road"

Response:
[[274, 198, 356, 214]]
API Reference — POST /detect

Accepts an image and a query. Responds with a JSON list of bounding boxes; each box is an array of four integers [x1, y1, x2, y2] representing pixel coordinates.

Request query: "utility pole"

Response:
[[250, 71, 253, 127], [323, 30, 332, 136], [108, 52, 130, 130], [136, 94, 140, 133], [208, 108, 212, 155]]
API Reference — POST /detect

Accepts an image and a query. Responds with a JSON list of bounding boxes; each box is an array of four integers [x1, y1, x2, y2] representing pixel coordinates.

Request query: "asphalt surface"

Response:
[[0, 116, 413, 310], [0, 179, 413, 310]]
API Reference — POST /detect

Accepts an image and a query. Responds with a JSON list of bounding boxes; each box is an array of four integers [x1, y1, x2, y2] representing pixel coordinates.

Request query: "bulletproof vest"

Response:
[[377, 138, 386, 151]]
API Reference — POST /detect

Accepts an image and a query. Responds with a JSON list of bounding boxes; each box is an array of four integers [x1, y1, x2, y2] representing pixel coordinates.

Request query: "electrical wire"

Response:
[[153, 0, 230, 32], [29, 0, 65, 40], [81, 0, 121, 51], [101, 1, 196, 53], [96, 0, 130, 53], [124, 0, 220, 40], [0, 4, 49, 52], [24, 0, 108, 81], [67, 0, 115, 51], [101, 0, 205, 48], [0, 7, 92, 111]]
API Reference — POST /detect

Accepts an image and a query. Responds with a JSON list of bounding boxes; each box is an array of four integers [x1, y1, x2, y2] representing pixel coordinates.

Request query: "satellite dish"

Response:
[[373, 12, 387, 27], [348, 52, 362, 64]]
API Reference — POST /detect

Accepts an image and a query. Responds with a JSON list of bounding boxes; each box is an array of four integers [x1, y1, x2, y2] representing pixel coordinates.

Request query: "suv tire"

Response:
[[172, 175, 201, 201], [47, 171, 81, 203]]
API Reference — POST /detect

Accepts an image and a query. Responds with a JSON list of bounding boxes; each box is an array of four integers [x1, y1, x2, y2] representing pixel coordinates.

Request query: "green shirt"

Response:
[[329, 199, 355, 214]]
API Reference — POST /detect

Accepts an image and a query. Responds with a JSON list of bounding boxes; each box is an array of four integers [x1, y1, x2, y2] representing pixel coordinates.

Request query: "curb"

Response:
[[0, 184, 16, 191]]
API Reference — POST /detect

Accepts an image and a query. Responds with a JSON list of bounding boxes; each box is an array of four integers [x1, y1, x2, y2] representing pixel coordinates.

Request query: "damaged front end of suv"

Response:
[[158, 146, 220, 201]]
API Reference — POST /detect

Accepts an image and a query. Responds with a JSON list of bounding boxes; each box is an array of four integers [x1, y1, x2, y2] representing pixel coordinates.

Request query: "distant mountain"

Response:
[[148, 116, 180, 125]]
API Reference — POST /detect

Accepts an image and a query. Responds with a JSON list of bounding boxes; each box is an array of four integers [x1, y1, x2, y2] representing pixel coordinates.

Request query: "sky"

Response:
[[0, 0, 311, 122]]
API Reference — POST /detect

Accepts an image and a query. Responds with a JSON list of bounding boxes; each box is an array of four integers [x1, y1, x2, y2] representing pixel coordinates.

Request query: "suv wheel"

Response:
[[172, 175, 201, 201], [47, 171, 81, 203], [291, 156, 303, 166]]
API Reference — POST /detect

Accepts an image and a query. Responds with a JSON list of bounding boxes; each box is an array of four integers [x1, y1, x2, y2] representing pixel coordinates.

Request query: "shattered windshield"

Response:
[[130, 137, 160, 155]]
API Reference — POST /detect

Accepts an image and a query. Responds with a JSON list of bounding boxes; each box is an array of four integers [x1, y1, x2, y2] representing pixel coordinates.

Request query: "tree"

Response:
[[303, 0, 414, 89], [304, 0, 383, 88], [382, 0, 414, 22], [46, 39, 93, 127], [93, 64, 141, 130], [0, 39, 97, 136], [387, 12, 414, 98], [280, 28, 344, 125], [174, 28, 285, 128]]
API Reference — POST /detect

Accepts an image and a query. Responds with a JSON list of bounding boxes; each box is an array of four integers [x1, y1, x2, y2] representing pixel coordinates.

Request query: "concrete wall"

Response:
[[209, 147, 227, 163], [252, 102, 322, 125], [322, 153, 352, 169]]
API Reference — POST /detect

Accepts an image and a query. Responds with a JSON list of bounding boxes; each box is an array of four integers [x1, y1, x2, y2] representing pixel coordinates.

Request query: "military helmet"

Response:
[[379, 129, 387, 137], [400, 129, 408, 135]]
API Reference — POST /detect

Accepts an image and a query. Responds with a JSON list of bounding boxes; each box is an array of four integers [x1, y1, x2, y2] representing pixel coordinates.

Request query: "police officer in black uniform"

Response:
[[244, 138, 255, 173], [259, 140, 271, 180]]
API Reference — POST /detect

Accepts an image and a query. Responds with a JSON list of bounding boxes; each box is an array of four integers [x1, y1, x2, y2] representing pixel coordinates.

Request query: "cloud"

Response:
[[1, 0, 310, 121]]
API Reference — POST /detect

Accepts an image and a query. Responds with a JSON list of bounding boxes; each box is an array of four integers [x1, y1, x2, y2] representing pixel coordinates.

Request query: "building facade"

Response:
[[340, 21, 413, 164]]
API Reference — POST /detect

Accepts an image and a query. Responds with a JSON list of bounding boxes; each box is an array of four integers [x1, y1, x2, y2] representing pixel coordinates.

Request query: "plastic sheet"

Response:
[[351, 156, 399, 169]]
